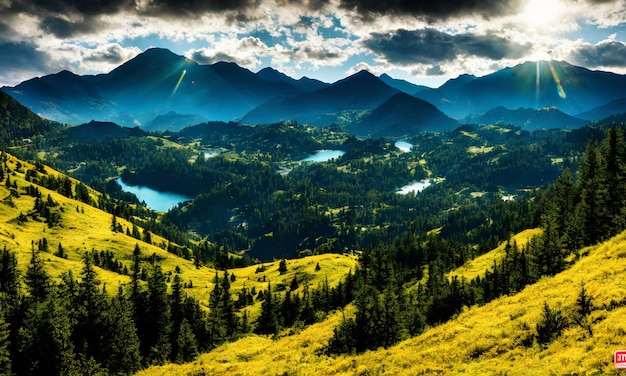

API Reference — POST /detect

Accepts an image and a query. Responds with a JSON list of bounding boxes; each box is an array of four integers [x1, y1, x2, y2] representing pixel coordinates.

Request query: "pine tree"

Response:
[[103, 294, 142, 375], [577, 143, 607, 245], [24, 245, 50, 302], [74, 252, 107, 364], [572, 283, 594, 336], [144, 259, 171, 365], [278, 259, 287, 275], [220, 271, 238, 338], [255, 282, 279, 335], [206, 273, 226, 349], [175, 319, 198, 364], [0, 315, 11, 376], [536, 302, 567, 346], [601, 126, 626, 236]]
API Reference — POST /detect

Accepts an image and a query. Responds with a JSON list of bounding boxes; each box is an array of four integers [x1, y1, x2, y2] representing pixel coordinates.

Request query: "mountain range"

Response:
[[3, 48, 626, 135]]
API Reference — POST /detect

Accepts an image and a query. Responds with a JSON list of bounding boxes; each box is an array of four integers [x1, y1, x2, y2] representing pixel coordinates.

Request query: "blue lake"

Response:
[[116, 178, 192, 212], [300, 150, 345, 163], [395, 140, 413, 152]]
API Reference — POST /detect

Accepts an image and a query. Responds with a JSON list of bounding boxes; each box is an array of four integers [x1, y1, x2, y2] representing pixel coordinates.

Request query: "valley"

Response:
[[0, 50, 625, 375]]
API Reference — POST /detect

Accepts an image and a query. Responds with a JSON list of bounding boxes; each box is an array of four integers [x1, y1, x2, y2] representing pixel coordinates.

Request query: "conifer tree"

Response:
[[104, 293, 142, 375], [0, 316, 11, 376], [175, 319, 198, 364], [144, 259, 171, 364], [24, 245, 50, 302], [577, 143, 607, 245], [255, 282, 279, 335]]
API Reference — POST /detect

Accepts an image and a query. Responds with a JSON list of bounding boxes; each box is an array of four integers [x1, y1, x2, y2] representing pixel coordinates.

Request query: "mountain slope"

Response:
[[347, 92, 458, 137], [2, 48, 303, 128], [379, 73, 430, 95], [577, 97, 626, 121], [137, 228, 626, 375], [465, 106, 589, 130], [256, 67, 329, 92], [241, 70, 400, 125], [0, 152, 357, 311], [416, 61, 626, 119], [0, 90, 58, 144]]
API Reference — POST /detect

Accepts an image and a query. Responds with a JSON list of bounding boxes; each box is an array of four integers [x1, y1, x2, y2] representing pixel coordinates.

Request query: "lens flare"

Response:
[[171, 69, 187, 98], [548, 62, 566, 99]]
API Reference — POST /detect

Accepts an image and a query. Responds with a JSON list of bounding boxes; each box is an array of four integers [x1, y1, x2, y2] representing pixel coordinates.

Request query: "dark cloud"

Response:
[[568, 40, 626, 67], [83, 44, 134, 64], [40, 16, 102, 38], [363, 28, 532, 65], [340, 0, 521, 20], [295, 45, 342, 60], [11, 0, 129, 16], [0, 41, 50, 73]]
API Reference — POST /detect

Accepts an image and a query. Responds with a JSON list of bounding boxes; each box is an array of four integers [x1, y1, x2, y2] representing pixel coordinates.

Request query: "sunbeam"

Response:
[[171, 69, 187, 98]]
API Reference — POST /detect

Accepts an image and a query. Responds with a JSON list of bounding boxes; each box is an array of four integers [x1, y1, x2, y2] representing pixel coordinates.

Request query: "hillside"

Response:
[[0, 152, 356, 311], [137, 228, 626, 375]]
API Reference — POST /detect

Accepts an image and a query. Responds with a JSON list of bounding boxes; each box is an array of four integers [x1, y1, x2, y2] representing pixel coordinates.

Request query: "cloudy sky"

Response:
[[0, 0, 625, 88]]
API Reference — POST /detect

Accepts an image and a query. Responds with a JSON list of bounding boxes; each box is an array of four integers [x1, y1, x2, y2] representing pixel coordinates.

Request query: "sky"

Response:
[[0, 0, 625, 88]]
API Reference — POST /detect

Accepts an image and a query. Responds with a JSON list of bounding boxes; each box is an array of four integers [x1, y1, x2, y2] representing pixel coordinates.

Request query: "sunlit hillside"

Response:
[[0, 152, 357, 311], [448, 228, 542, 281], [137, 229, 626, 375]]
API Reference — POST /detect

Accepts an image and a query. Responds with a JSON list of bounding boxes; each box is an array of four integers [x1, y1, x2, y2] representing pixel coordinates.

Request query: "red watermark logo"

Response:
[[615, 350, 626, 368]]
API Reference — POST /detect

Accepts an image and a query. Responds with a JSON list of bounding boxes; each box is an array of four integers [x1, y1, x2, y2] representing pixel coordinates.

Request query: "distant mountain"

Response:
[[0, 90, 58, 144], [3, 70, 116, 124], [65, 120, 145, 142], [256, 67, 329, 92], [464, 106, 588, 130], [241, 70, 400, 126], [577, 97, 626, 121], [347, 92, 458, 137], [379, 74, 430, 95], [2, 48, 304, 128], [143, 112, 208, 132], [415, 61, 626, 119]]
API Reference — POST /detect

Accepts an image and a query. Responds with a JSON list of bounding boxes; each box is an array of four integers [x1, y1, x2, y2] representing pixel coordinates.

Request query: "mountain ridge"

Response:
[[3, 50, 626, 134]]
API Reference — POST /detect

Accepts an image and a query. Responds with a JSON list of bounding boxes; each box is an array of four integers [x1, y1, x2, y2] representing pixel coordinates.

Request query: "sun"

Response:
[[520, 0, 565, 29]]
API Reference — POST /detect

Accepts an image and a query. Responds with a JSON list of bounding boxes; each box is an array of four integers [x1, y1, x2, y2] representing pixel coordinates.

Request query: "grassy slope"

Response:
[[448, 228, 542, 281], [138, 230, 626, 376], [0, 153, 357, 312]]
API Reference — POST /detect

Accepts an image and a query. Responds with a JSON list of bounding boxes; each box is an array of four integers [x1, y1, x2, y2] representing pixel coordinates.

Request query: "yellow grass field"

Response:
[[139, 229, 626, 376]]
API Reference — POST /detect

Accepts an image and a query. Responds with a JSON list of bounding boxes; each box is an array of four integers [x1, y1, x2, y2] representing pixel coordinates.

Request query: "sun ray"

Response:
[[171, 69, 187, 98]]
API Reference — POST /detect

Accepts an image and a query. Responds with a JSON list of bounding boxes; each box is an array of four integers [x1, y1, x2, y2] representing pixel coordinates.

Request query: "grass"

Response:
[[139, 228, 626, 375], [448, 228, 542, 281]]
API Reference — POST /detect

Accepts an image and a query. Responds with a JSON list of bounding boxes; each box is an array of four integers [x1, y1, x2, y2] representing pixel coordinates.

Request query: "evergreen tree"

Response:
[[175, 319, 198, 364], [0, 316, 11, 376], [536, 302, 567, 347], [206, 273, 226, 348], [24, 246, 50, 303], [577, 143, 607, 245], [255, 283, 279, 335], [601, 126, 626, 235], [144, 259, 171, 365], [73, 252, 107, 365], [103, 294, 142, 376], [278, 259, 287, 275]]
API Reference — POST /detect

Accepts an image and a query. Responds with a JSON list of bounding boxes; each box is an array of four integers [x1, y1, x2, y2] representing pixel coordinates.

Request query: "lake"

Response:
[[116, 178, 192, 212], [300, 150, 345, 163], [395, 140, 413, 152], [397, 178, 443, 195]]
